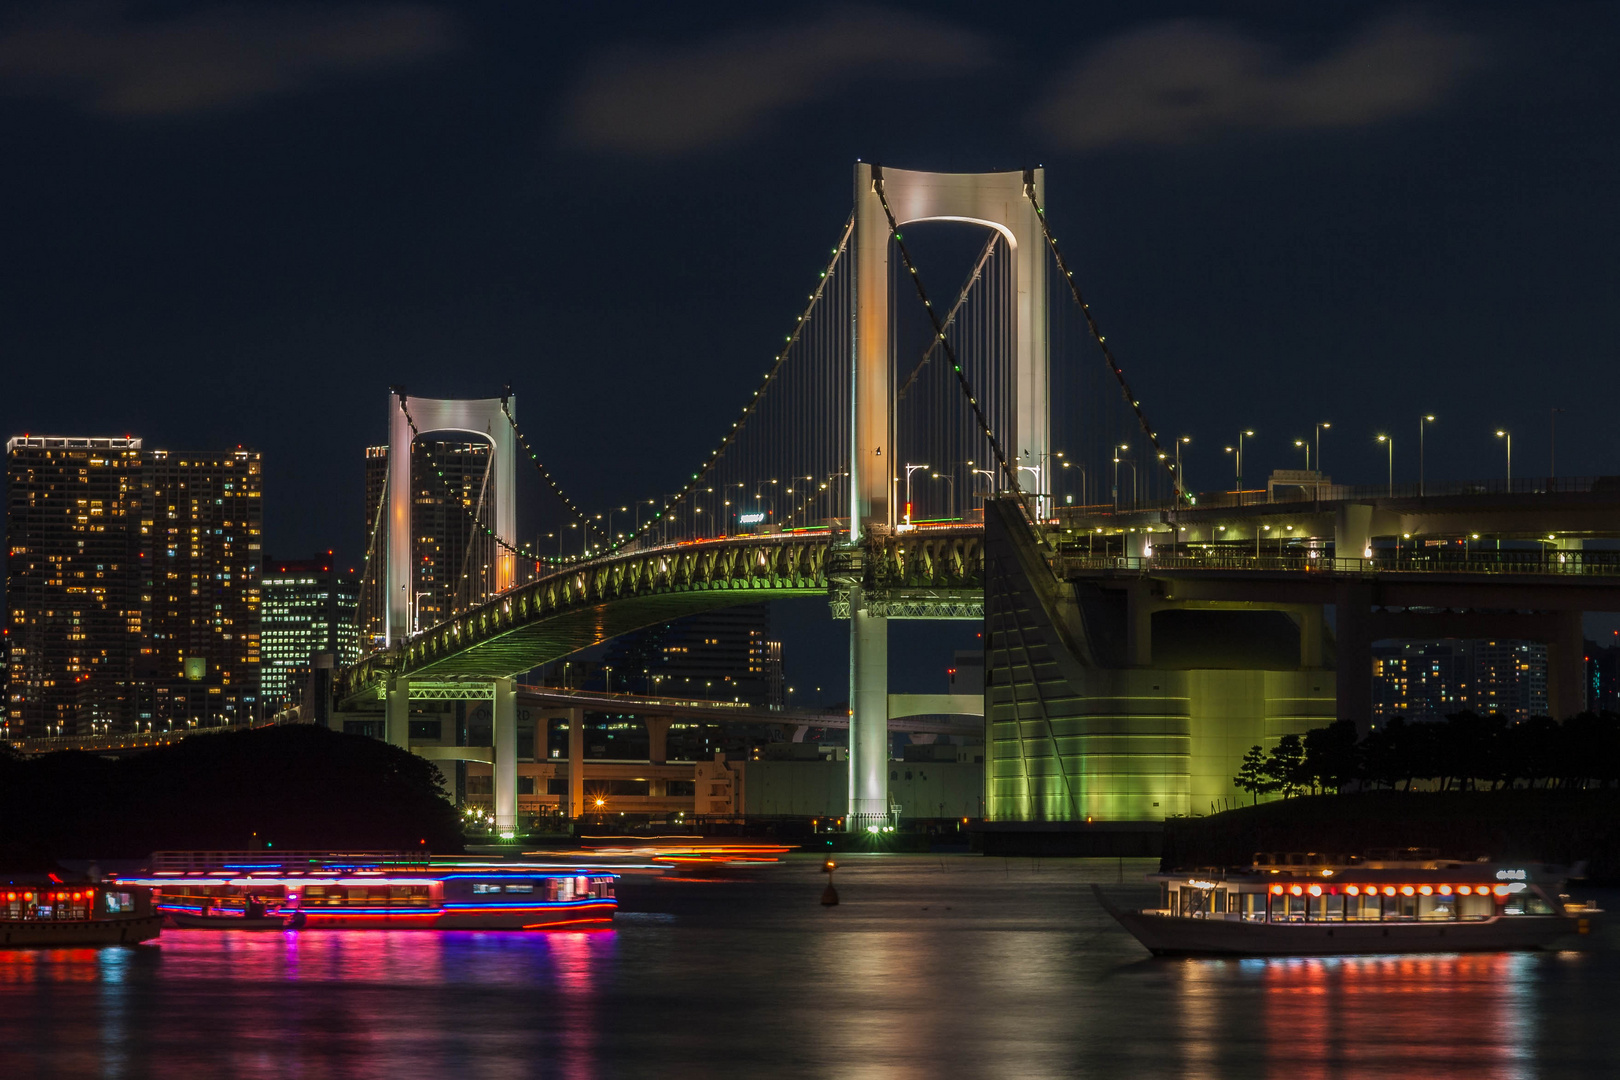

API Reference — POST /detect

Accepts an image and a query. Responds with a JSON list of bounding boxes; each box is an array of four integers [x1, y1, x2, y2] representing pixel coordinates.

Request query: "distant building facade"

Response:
[[261, 555, 359, 711], [4, 437, 264, 738], [601, 603, 783, 708], [1371, 639, 1550, 722], [5, 437, 147, 737]]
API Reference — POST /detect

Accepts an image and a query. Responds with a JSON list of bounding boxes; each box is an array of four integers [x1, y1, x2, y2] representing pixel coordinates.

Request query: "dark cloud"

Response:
[[0, 2, 457, 116], [1031, 12, 1485, 150], [560, 7, 990, 156]]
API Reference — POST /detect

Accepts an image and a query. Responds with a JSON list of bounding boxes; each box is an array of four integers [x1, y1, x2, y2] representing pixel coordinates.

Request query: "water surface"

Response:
[[1, 856, 1615, 1078]]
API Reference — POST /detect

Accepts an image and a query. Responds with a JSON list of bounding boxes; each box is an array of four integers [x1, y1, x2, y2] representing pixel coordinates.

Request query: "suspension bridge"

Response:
[[330, 164, 1620, 836]]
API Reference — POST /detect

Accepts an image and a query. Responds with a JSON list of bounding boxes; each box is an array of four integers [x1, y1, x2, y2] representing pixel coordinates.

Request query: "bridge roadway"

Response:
[[1056, 475, 1620, 551], [338, 525, 988, 708]]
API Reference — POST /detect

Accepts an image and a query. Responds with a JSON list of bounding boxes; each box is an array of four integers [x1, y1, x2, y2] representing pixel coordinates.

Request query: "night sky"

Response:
[[4, 2, 1618, 694]]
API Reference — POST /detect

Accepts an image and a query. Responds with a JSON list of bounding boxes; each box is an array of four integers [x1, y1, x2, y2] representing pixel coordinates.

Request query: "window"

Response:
[[472, 883, 503, 894], [408, 719, 442, 741]]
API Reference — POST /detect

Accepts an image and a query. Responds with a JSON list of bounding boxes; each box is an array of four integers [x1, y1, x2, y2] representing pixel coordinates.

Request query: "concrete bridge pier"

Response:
[[568, 707, 585, 819], [1550, 609, 1587, 721], [646, 716, 671, 764], [492, 677, 517, 836], [848, 593, 890, 830], [1336, 503, 1373, 561], [386, 675, 409, 749]]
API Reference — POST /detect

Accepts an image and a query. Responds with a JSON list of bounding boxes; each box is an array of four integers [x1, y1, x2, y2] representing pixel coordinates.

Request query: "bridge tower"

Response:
[[384, 388, 518, 647], [382, 389, 520, 833], [848, 165, 1049, 829]]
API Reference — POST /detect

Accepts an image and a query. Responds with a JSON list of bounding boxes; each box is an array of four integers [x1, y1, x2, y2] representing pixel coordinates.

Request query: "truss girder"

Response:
[[338, 529, 985, 704]]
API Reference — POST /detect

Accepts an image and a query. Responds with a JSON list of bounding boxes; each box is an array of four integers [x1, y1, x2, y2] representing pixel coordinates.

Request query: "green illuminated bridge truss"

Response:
[[339, 527, 986, 706]]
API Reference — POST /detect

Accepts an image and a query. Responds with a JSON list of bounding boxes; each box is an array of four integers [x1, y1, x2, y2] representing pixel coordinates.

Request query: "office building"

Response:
[[261, 554, 359, 710], [601, 603, 782, 708], [5, 436, 146, 737]]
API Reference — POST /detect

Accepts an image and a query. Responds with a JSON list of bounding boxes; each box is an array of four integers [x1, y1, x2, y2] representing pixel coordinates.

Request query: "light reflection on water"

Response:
[[0, 860, 1612, 1079]]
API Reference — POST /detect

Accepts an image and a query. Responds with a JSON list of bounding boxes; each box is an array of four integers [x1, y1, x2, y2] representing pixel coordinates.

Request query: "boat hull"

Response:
[[1094, 886, 1593, 957], [0, 915, 164, 948], [292, 901, 616, 930]]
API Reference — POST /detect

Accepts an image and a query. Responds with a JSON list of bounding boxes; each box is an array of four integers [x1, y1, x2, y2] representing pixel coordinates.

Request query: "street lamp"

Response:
[[903, 463, 930, 524], [1294, 439, 1309, 471], [1235, 430, 1254, 494], [1496, 429, 1512, 484], [1175, 436, 1191, 496], [1376, 434, 1393, 496], [1418, 415, 1435, 496], [1315, 422, 1331, 474], [1223, 446, 1237, 493]]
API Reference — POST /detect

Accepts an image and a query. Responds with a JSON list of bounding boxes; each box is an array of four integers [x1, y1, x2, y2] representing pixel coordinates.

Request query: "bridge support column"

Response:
[[492, 677, 517, 836], [1335, 503, 1373, 564], [1549, 610, 1587, 720], [1334, 582, 1374, 732], [646, 716, 670, 765], [568, 707, 585, 820], [385, 675, 409, 749], [849, 596, 890, 830]]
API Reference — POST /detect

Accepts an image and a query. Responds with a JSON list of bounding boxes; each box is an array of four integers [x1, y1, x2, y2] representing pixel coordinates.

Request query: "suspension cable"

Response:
[[872, 170, 1033, 521], [500, 397, 591, 530], [622, 212, 856, 550], [1023, 172, 1185, 504]]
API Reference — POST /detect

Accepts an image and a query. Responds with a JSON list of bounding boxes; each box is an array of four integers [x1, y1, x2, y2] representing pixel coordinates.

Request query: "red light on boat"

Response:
[[1345, 885, 1360, 897], [1289, 884, 1303, 896], [1382, 886, 1396, 897], [1438, 885, 1453, 896], [1307, 885, 1322, 897], [22, 892, 33, 902], [4, 892, 14, 902], [1418, 885, 1433, 896], [1493, 885, 1511, 897], [1400, 886, 1416, 897], [1457, 885, 1472, 896], [1270, 885, 1284, 895]]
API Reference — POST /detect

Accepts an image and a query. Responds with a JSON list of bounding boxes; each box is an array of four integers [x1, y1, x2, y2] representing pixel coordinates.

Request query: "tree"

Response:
[[1303, 719, 1360, 793], [1234, 745, 1274, 804], [1264, 734, 1308, 797]]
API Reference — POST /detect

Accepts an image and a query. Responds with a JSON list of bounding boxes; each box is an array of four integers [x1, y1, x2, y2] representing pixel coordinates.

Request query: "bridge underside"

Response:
[[403, 588, 823, 681]]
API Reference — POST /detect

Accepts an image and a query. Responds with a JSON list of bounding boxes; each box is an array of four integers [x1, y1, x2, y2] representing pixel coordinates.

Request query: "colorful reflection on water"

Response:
[[0, 863, 1612, 1079]]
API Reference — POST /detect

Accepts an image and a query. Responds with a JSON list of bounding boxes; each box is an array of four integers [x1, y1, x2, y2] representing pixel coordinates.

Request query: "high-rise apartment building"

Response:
[[143, 450, 263, 729], [5, 437, 146, 737], [358, 440, 498, 645], [1371, 639, 1549, 723], [261, 555, 359, 710]]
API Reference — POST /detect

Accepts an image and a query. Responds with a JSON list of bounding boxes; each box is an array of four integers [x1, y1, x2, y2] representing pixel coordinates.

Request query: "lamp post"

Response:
[[1294, 439, 1309, 471], [929, 472, 955, 518], [1235, 430, 1254, 495], [1175, 436, 1191, 497], [1418, 415, 1435, 496], [1315, 422, 1331, 474], [606, 505, 628, 548], [1223, 446, 1237, 494], [1496, 429, 1512, 485], [1376, 434, 1393, 496], [903, 464, 929, 524]]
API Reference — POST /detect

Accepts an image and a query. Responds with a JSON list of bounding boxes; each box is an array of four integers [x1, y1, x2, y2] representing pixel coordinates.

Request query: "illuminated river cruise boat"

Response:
[[115, 852, 617, 930], [1095, 851, 1600, 957], [2, 878, 161, 947]]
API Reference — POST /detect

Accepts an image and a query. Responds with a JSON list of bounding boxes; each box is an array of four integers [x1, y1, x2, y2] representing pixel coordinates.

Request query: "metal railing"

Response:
[[1056, 549, 1620, 577], [1056, 475, 1620, 516]]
